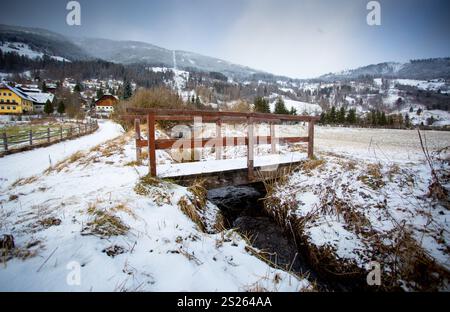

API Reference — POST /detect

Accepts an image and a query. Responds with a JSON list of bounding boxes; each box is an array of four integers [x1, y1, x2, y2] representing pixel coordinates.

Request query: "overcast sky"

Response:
[[1, 0, 449, 78]]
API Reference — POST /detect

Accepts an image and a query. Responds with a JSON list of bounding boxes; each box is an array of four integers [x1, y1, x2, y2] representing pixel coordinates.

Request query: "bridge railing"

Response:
[[124, 108, 319, 180]]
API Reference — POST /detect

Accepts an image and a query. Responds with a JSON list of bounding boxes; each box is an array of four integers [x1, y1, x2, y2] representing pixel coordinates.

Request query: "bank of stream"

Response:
[[207, 184, 356, 292]]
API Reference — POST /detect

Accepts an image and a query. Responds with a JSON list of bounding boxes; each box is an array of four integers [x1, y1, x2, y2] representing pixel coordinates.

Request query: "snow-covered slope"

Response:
[[0, 42, 71, 62], [0, 122, 312, 292]]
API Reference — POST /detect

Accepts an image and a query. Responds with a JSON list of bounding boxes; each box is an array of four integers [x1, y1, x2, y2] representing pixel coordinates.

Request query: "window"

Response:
[[0, 99, 3, 103], [6, 100, 10, 103], [1, 106, 4, 110], [12, 106, 16, 110], [8, 93, 11, 96], [6, 106, 10, 110]]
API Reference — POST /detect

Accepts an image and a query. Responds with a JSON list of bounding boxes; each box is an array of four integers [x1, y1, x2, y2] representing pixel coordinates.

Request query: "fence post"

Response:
[[78, 125, 81, 136], [135, 118, 142, 164], [47, 128, 50, 143], [270, 122, 277, 154], [308, 119, 315, 159], [3, 132, 8, 151], [85, 123, 87, 134], [216, 119, 222, 160], [60, 126, 63, 140], [147, 113, 157, 177], [247, 117, 254, 181]]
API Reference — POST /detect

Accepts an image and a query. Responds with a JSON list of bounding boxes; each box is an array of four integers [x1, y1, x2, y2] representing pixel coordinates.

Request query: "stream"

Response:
[[207, 184, 333, 291]]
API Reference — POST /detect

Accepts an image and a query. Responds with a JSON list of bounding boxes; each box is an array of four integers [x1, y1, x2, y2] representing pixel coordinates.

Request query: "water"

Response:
[[207, 184, 319, 284], [207, 184, 360, 291]]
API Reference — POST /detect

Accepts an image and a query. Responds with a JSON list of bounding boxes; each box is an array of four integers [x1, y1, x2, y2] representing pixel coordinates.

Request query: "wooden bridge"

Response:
[[125, 108, 318, 188]]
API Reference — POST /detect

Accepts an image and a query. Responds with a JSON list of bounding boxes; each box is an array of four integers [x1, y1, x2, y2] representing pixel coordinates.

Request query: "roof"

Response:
[[26, 92, 55, 104], [95, 94, 119, 106], [0, 84, 35, 102]]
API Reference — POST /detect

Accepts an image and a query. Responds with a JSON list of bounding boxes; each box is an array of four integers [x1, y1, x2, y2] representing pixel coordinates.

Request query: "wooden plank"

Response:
[[216, 119, 222, 160], [148, 113, 157, 177], [137, 136, 309, 149], [135, 118, 141, 164], [126, 108, 320, 122], [270, 123, 276, 154], [247, 117, 254, 181], [308, 120, 315, 159]]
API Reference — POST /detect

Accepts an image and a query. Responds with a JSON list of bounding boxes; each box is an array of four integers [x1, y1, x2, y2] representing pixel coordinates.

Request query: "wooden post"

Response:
[[270, 122, 276, 154], [216, 119, 222, 160], [135, 118, 142, 164], [60, 126, 63, 140], [3, 132, 8, 151], [308, 120, 315, 159], [147, 113, 157, 177], [247, 117, 254, 181], [29, 129, 33, 146], [47, 128, 50, 143]]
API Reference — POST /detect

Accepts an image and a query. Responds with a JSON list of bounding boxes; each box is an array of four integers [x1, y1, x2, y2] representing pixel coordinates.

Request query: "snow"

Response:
[[0, 120, 123, 189], [0, 42, 71, 62], [158, 153, 306, 178], [269, 96, 322, 115], [0, 124, 311, 292], [394, 79, 446, 92]]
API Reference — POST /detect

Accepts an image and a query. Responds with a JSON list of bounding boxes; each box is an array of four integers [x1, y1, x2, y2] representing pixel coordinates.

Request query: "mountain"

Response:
[[319, 58, 450, 81], [0, 24, 265, 79], [0, 24, 90, 61], [71, 37, 264, 79]]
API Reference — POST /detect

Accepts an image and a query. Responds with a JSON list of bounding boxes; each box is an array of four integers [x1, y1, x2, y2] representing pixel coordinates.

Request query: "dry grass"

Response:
[[134, 175, 161, 196], [358, 163, 385, 190], [38, 217, 62, 229], [187, 179, 207, 210], [11, 176, 39, 188], [299, 159, 326, 172], [83, 205, 129, 237], [177, 196, 206, 232]]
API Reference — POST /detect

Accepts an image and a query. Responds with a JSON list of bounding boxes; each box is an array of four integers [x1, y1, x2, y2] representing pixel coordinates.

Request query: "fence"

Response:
[[125, 108, 319, 181], [1, 120, 99, 155]]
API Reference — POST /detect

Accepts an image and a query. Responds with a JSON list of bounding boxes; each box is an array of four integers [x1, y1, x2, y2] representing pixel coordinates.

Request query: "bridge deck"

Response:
[[158, 152, 306, 187]]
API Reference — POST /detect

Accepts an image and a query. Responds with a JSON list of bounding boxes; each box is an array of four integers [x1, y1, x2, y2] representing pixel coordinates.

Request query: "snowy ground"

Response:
[[0, 121, 311, 292], [266, 126, 450, 291]]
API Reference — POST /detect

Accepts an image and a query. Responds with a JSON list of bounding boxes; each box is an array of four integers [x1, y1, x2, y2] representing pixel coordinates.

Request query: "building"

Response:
[[95, 94, 119, 117], [16, 85, 55, 113], [0, 84, 34, 114]]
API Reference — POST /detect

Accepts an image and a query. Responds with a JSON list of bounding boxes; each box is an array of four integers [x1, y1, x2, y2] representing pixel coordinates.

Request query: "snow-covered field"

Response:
[[315, 126, 450, 163], [1, 121, 449, 291]]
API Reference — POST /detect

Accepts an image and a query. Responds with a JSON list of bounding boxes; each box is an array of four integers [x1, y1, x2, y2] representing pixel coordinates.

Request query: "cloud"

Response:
[[218, 0, 366, 78]]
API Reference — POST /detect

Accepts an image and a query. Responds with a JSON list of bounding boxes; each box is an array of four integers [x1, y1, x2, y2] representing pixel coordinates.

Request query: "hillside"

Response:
[[0, 24, 90, 61], [0, 24, 265, 80], [319, 59, 450, 81]]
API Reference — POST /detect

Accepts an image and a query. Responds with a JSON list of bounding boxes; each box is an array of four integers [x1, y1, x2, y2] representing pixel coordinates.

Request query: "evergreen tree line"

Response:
[[253, 96, 297, 115], [319, 106, 412, 128]]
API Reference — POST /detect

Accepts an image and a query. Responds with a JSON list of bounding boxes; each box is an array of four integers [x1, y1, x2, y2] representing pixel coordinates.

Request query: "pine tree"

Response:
[[289, 106, 297, 115], [123, 81, 133, 100], [57, 101, 65, 115], [254, 97, 270, 113], [274, 97, 289, 115], [73, 83, 82, 93], [380, 112, 387, 126], [96, 89, 104, 99], [405, 113, 411, 128], [338, 106, 346, 124], [329, 106, 337, 123], [346, 109, 357, 124], [44, 100, 53, 115]]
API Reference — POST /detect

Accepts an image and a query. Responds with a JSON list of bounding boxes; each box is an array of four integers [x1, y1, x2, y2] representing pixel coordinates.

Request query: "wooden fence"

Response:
[[1, 120, 99, 155], [125, 108, 319, 180]]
